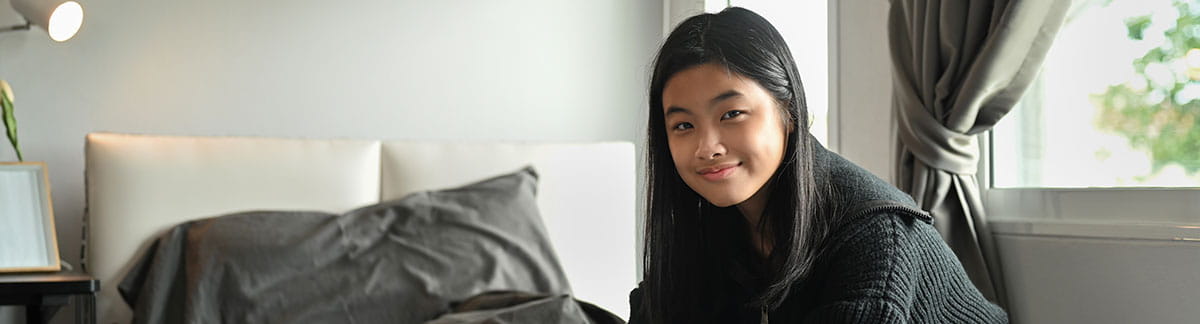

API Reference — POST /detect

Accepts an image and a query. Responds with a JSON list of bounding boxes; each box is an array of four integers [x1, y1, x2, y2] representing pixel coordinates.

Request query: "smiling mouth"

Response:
[[698, 162, 740, 181]]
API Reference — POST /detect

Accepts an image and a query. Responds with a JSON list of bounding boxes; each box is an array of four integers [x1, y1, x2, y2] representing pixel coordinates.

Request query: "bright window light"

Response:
[[992, 0, 1200, 188]]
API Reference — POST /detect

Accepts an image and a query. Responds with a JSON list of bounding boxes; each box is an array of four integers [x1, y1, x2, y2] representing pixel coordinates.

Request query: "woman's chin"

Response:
[[701, 195, 745, 208]]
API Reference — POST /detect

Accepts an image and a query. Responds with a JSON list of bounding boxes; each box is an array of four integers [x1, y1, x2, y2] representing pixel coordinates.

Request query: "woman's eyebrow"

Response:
[[665, 90, 743, 116], [710, 90, 742, 104], [666, 106, 692, 116]]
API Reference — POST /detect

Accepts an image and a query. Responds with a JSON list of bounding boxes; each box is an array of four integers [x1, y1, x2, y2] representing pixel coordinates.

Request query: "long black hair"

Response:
[[642, 7, 830, 322]]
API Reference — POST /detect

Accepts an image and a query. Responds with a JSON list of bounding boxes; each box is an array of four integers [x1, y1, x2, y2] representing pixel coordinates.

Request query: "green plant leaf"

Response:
[[1125, 15, 1152, 40], [1, 86, 21, 162]]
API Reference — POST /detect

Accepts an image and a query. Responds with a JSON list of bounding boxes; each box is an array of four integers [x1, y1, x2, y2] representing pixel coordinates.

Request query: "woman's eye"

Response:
[[672, 122, 693, 131], [721, 110, 745, 120]]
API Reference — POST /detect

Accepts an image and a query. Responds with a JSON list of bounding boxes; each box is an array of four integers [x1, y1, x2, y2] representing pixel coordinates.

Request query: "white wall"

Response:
[[992, 220, 1200, 323], [0, 0, 662, 322]]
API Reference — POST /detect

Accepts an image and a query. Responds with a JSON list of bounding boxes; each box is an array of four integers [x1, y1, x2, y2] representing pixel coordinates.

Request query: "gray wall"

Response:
[[834, 0, 893, 180], [0, 0, 662, 322]]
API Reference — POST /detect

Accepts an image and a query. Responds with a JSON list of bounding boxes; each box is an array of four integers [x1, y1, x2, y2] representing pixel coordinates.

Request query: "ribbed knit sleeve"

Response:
[[804, 212, 1008, 323]]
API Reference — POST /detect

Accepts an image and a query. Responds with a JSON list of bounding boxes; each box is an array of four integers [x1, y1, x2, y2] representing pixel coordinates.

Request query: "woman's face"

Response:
[[661, 63, 790, 208]]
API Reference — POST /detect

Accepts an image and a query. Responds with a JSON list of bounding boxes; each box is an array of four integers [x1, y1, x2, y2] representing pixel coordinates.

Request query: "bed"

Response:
[[83, 132, 637, 323]]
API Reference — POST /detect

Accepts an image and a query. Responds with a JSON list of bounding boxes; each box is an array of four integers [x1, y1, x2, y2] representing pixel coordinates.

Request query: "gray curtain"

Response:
[[887, 0, 1069, 307]]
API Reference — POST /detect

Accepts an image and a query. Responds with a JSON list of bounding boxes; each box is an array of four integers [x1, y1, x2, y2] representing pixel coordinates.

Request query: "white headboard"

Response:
[[84, 132, 636, 323]]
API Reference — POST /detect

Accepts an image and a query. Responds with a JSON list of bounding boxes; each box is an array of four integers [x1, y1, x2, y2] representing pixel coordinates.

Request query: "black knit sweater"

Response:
[[629, 142, 1007, 323]]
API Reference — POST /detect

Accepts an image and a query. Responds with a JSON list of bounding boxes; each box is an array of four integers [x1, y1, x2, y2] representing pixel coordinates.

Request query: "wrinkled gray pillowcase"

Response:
[[336, 165, 573, 321], [121, 166, 571, 324]]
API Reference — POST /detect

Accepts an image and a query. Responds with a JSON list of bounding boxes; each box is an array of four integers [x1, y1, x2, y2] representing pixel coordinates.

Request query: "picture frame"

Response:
[[0, 162, 60, 272]]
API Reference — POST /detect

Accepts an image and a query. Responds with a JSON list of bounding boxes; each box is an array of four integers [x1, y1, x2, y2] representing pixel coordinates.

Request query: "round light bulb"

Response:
[[47, 1, 82, 42]]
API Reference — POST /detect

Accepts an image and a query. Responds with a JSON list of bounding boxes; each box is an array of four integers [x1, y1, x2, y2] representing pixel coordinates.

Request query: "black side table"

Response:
[[0, 272, 99, 324]]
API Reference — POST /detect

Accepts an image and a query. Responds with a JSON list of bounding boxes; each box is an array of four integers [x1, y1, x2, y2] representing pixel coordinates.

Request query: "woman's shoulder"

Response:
[[822, 208, 941, 260], [811, 141, 925, 218], [810, 206, 955, 302], [809, 141, 937, 243], [820, 207, 940, 265]]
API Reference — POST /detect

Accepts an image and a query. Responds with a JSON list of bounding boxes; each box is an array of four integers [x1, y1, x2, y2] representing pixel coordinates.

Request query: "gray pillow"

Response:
[[120, 166, 571, 324], [337, 165, 573, 317]]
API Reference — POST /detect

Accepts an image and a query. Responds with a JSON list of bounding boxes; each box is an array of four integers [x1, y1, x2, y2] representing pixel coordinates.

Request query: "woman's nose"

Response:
[[694, 130, 726, 160]]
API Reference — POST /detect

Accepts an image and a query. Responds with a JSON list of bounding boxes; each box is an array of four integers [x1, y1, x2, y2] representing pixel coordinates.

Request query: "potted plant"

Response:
[[1, 80, 21, 161]]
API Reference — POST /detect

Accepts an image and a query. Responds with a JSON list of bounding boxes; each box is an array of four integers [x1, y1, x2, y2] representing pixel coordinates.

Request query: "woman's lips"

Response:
[[698, 163, 739, 181]]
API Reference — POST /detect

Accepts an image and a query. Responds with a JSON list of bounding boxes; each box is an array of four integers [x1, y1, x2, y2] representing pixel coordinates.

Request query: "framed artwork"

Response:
[[0, 162, 60, 272]]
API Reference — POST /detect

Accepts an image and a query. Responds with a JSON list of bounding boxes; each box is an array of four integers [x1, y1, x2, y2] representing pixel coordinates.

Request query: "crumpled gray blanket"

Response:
[[117, 168, 620, 324], [427, 291, 624, 324]]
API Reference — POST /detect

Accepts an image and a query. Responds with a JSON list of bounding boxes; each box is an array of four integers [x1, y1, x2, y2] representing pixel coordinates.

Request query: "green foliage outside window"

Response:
[[1093, 0, 1200, 176]]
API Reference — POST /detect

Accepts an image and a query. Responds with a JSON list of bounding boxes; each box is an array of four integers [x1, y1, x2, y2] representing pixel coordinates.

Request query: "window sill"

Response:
[[990, 217, 1200, 242]]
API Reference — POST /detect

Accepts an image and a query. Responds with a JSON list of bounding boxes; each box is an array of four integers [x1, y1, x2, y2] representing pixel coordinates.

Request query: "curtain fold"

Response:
[[887, 0, 1069, 308]]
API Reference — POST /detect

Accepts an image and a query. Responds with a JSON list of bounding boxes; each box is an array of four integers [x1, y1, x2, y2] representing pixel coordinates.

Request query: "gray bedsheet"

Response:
[[117, 168, 615, 323]]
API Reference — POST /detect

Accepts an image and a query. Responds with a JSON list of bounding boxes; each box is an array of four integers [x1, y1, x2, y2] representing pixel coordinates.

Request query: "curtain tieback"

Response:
[[893, 88, 979, 175]]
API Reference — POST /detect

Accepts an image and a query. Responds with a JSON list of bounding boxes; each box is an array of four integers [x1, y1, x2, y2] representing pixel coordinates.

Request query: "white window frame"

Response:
[[980, 0, 1200, 225], [981, 131, 1200, 224]]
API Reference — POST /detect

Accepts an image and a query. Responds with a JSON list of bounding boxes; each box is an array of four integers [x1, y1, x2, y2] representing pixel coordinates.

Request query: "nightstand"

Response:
[[0, 272, 98, 324]]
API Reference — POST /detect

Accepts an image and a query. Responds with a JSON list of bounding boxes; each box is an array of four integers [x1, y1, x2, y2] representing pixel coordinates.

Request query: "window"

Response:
[[992, 0, 1200, 188], [985, 0, 1199, 222]]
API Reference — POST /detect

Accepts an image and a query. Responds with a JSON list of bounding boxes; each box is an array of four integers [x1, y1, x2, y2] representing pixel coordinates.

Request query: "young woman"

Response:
[[629, 7, 1007, 323]]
